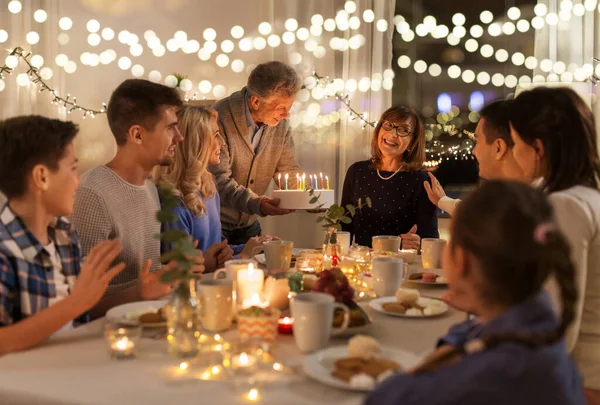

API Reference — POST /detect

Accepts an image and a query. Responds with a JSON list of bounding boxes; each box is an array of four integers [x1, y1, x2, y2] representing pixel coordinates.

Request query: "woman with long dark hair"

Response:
[[509, 86, 600, 398], [365, 181, 583, 405]]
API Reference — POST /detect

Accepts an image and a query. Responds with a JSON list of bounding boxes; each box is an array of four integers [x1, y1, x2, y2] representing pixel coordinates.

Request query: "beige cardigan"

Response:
[[210, 87, 300, 230]]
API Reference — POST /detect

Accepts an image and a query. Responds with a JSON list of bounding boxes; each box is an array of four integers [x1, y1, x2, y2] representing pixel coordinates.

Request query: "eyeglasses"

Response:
[[381, 120, 413, 137]]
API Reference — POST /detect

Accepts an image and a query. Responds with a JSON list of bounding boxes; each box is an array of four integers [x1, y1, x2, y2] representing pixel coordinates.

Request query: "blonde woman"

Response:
[[155, 105, 270, 272]]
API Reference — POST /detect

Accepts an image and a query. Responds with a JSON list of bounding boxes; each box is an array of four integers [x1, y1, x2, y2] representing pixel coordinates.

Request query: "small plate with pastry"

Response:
[[106, 300, 167, 328], [406, 271, 448, 285], [304, 335, 420, 391], [369, 288, 448, 318]]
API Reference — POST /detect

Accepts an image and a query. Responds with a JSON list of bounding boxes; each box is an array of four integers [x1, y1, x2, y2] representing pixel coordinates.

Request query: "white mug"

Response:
[[290, 292, 350, 353], [214, 259, 257, 280], [371, 257, 408, 297], [252, 240, 293, 271], [197, 279, 233, 332], [421, 239, 447, 269], [336, 231, 351, 256], [372, 235, 401, 252]]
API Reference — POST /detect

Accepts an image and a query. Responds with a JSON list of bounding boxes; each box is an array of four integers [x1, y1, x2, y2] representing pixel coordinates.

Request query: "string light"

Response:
[[0, 47, 106, 117]]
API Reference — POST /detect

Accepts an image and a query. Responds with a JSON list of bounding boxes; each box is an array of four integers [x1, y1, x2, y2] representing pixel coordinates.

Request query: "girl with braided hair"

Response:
[[365, 181, 584, 405]]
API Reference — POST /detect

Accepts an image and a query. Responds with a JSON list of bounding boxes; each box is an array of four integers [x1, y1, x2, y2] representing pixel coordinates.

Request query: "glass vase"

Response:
[[322, 227, 341, 269], [164, 280, 202, 359]]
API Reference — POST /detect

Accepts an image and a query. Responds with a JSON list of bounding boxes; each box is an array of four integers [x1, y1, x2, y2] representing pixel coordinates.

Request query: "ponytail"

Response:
[[409, 225, 578, 375]]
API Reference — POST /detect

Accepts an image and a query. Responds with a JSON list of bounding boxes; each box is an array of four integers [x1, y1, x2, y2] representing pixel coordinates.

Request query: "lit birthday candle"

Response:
[[326, 176, 330, 190], [302, 173, 306, 190], [278, 173, 281, 190], [309, 174, 314, 190], [320, 172, 324, 189], [284, 173, 289, 190]]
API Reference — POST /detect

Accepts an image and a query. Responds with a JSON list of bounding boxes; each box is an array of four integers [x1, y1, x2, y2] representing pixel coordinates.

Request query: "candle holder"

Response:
[[277, 317, 294, 334], [104, 322, 141, 360], [237, 306, 280, 344]]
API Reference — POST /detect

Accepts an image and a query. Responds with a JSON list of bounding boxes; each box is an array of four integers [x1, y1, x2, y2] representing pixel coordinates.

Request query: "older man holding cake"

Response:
[[210, 61, 302, 245]]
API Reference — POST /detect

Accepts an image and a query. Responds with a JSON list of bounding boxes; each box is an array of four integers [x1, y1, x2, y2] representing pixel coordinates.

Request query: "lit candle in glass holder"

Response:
[[236, 263, 264, 307], [277, 317, 294, 334], [104, 323, 140, 360], [231, 352, 257, 369]]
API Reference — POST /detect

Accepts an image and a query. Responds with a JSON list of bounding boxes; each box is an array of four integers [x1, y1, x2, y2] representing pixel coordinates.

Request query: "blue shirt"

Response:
[[0, 203, 87, 326], [244, 93, 265, 152], [365, 292, 584, 405], [163, 192, 243, 256]]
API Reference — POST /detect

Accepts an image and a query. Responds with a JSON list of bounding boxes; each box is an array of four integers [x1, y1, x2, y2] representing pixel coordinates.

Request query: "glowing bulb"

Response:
[[448, 65, 462, 78], [239, 38, 253, 51], [540, 59, 553, 72], [152, 45, 166, 57], [502, 22, 516, 35], [213, 84, 226, 98], [282, 32, 295, 44], [184, 40, 200, 54], [507, 7, 521, 20], [480, 10, 493, 24], [267, 34, 281, 47], [0, 30, 7, 43], [504, 75, 518, 88], [461, 69, 475, 83], [247, 388, 259, 402], [525, 57, 538, 70], [87, 19, 100, 33], [324, 18, 336, 32], [118, 30, 131, 44], [546, 13, 559, 25], [511, 52, 525, 66], [452, 13, 466, 26], [553, 61, 566, 74], [428, 63, 442, 77], [491, 73, 504, 87], [198, 80, 212, 93], [179, 79, 193, 92], [289, 52, 302, 65], [174, 30, 188, 46], [30, 54, 44, 68], [253, 37, 266, 50], [118, 56, 132, 70], [531, 16, 545, 29], [102, 28, 115, 41], [64, 61, 77, 74], [204, 41, 217, 53], [465, 39, 479, 52], [470, 25, 483, 38], [311, 25, 324, 36], [131, 64, 144, 78], [397, 55, 411, 69], [198, 48, 210, 61], [8, 1, 22, 14], [130, 43, 143, 56], [480, 44, 494, 58], [258, 22, 271, 36], [517, 20, 530, 32], [148, 70, 161, 83], [5, 55, 18, 69], [231, 59, 245, 72], [296, 28, 310, 41], [534, 3, 548, 16], [345, 1, 357, 13], [311, 14, 324, 26], [495, 49, 508, 62], [59, 17, 73, 31], [16, 73, 29, 86], [203, 28, 216, 41], [54, 54, 68, 67], [414, 60, 427, 74], [33, 9, 47, 23], [231, 25, 245, 38], [87, 33, 101, 46], [215, 54, 229, 67], [26, 31, 40, 45], [476, 72, 490, 85], [376, 19, 389, 32], [363, 9, 375, 23], [285, 18, 298, 31], [487, 23, 501, 36]]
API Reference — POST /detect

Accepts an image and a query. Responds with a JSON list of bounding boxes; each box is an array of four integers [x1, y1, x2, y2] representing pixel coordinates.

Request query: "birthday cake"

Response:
[[272, 189, 335, 210]]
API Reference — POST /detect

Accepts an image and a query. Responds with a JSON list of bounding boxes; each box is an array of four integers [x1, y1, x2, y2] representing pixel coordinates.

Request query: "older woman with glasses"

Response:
[[340, 106, 439, 249]]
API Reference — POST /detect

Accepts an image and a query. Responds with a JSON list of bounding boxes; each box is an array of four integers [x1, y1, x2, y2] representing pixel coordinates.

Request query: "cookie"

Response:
[[138, 312, 163, 323], [335, 357, 365, 370], [382, 302, 407, 313], [332, 368, 357, 382]]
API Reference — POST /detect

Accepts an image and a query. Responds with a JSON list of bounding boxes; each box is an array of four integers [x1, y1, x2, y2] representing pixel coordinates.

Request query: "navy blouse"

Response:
[[340, 160, 439, 247]]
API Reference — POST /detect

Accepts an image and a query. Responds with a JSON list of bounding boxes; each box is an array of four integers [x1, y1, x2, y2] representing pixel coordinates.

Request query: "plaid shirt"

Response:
[[0, 203, 87, 326]]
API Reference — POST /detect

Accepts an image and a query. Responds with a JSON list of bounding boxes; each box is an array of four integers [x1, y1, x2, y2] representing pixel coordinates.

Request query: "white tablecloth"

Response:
[[0, 268, 463, 405]]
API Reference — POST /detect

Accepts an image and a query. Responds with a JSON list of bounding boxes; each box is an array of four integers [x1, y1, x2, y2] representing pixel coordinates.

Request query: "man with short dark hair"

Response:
[[0, 115, 125, 355], [210, 61, 302, 245], [424, 99, 523, 216], [71, 79, 204, 316]]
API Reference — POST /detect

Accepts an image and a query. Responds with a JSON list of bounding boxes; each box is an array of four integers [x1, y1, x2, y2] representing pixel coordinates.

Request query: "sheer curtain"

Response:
[[533, 0, 600, 146], [0, 0, 395, 246]]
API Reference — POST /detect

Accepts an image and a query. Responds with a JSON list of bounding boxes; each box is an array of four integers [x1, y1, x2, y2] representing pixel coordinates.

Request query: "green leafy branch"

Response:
[[308, 189, 372, 231], [155, 183, 200, 293]]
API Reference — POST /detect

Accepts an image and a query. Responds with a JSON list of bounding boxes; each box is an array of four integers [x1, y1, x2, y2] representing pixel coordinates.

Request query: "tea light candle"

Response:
[[277, 317, 294, 334], [110, 337, 135, 359], [231, 352, 257, 369], [237, 263, 264, 307]]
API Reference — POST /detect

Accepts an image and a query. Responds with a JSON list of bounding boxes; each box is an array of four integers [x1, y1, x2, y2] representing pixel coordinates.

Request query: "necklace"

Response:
[[377, 166, 402, 180]]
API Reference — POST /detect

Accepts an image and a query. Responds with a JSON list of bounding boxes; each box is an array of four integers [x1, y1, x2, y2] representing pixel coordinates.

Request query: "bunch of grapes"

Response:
[[314, 268, 355, 305]]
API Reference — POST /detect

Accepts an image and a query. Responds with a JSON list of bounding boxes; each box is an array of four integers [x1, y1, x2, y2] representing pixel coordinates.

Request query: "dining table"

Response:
[[0, 261, 465, 405]]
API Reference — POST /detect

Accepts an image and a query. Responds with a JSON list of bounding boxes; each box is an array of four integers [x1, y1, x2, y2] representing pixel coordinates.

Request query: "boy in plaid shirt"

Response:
[[0, 116, 125, 355]]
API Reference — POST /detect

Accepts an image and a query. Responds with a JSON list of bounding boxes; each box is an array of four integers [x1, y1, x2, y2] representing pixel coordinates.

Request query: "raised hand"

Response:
[[70, 239, 126, 310], [423, 172, 446, 207], [260, 197, 295, 216], [139, 259, 175, 300], [400, 224, 420, 250]]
